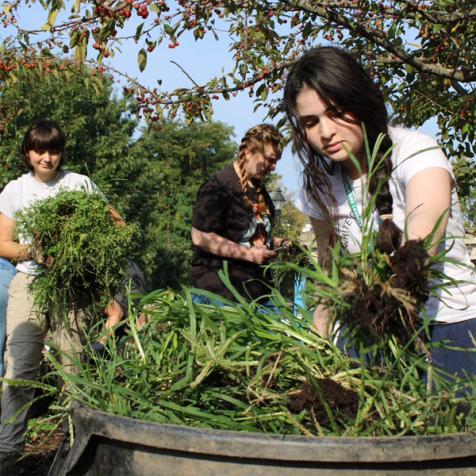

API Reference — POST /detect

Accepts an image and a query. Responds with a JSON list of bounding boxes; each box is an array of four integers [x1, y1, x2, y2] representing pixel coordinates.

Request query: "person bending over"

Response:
[[191, 123, 290, 306]]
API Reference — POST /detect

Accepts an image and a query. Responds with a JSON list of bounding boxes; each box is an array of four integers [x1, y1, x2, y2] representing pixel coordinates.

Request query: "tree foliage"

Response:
[[279, 199, 308, 243], [0, 55, 135, 190], [122, 121, 236, 289], [1, 1, 473, 159]]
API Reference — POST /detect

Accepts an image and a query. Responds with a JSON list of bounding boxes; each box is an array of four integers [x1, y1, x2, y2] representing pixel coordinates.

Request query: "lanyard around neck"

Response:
[[341, 165, 363, 231]]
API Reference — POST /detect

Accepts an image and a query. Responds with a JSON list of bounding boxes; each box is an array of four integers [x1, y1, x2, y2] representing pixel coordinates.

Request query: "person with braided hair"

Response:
[[284, 46, 476, 381], [191, 124, 289, 304]]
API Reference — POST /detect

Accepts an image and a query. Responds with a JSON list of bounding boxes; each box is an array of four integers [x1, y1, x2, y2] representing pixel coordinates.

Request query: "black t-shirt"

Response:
[[190, 164, 275, 301]]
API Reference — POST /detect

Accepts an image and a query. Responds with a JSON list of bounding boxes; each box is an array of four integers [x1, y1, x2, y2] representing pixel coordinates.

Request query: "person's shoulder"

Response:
[[389, 126, 449, 181], [59, 171, 96, 188], [61, 170, 91, 181], [214, 163, 235, 183], [1, 172, 31, 194], [390, 126, 443, 163], [390, 126, 440, 152], [201, 164, 235, 190]]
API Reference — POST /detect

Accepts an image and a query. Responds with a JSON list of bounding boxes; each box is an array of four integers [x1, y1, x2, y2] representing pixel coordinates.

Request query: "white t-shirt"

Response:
[[295, 126, 476, 324], [0, 170, 99, 274]]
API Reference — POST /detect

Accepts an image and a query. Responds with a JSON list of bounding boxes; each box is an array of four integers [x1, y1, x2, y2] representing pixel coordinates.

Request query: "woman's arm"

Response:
[[0, 214, 30, 262], [191, 227, 276, 265], [108, 205, 126, 226], [310, 217, 333, 337], [405, 167, 452, 256]]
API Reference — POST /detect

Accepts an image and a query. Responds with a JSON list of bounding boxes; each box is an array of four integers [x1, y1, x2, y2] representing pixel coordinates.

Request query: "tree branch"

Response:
[[284, 0, 475, 82]]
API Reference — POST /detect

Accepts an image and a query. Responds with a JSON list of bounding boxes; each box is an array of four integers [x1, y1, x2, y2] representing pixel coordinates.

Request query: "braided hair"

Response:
[[236, 124, 284, 214], [283, 47, 401, 255]]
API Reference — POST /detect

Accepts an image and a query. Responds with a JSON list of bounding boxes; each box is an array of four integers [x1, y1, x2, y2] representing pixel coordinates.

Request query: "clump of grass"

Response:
[[16, 190, 139, 327], [317, 239, 431, 348]]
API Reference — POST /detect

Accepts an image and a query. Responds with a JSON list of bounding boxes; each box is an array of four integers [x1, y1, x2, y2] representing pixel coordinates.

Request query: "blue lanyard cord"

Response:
[[341, 167, 363, 231]]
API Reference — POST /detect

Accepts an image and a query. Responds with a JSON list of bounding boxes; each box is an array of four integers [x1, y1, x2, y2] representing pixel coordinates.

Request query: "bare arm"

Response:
[[310, 217, 333, 337], [0, 213, 30, 262], [191, 227, 276, 265], [108, 205, 126, 226], [104, 299, 124, 328], [405, 167, 452, 256]]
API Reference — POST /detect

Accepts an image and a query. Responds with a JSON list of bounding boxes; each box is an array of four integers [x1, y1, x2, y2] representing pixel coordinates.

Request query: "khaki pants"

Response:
[[0, 272, 89, 454]]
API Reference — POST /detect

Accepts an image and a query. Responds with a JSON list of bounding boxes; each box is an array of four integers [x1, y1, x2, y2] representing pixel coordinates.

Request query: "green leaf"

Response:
[[73, 0, 82, 13], [164, 24, 175, 36], [137, 48, 147, 72], [47, 9, 59, 28], [194, 27, 205, 40], [75, 44, 85, 63], [135, 22, 144, 42], [70, 30, 80, 48]]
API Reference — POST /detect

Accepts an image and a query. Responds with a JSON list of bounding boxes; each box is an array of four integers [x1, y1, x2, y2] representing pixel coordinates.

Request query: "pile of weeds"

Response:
[[47, 281, 474, 437], [15, 190, 139, 327]]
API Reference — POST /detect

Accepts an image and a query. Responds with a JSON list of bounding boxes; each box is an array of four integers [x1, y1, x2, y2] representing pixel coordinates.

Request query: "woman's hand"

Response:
[[246, 245, 276, 264], [273, 237, 293, 253]]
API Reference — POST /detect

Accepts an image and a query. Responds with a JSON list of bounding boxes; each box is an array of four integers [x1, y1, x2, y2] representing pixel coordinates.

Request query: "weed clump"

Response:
[[16, 190, 139, 327], [338, 240, 430, 344]]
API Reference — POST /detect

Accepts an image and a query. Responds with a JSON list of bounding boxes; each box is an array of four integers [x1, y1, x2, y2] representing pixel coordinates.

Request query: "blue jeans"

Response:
[[0, 259, 16, 377], [337, 318, 476, 394], [192, 294, 227, 307], [429, 318, 476, 385]]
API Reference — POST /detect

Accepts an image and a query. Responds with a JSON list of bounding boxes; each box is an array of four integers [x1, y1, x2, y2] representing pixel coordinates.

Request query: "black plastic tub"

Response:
[[49, 402, 476, 475]]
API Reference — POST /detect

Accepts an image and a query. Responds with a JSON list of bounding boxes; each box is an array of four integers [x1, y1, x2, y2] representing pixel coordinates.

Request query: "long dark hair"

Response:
[[283, 47, 401, 256]]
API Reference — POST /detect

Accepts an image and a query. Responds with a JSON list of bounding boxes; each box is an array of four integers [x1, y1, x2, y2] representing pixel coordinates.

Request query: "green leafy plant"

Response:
[[15, 190, 139, 326]]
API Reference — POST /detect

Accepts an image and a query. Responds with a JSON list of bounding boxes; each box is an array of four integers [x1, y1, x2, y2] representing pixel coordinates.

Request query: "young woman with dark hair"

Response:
[[284, 46, 476, 380], [0, 120, 126, 466], [191, 123, 289, 303]]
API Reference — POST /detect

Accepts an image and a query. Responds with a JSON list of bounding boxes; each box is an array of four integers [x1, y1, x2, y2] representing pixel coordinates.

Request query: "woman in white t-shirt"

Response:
[[283, 47, 476, 382], [0, 120, 125, 463]]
